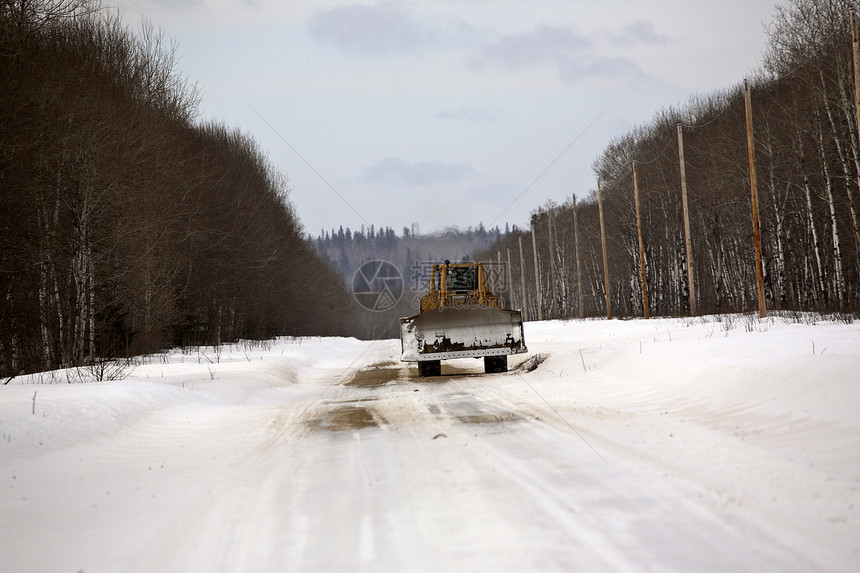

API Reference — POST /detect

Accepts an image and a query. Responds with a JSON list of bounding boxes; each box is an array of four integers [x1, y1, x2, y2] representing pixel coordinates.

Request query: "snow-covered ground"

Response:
[[1, 315, 858, 572]]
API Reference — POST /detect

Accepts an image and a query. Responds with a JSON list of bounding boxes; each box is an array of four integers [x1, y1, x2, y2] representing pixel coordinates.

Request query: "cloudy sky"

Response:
[[112, 0, 779, 236]]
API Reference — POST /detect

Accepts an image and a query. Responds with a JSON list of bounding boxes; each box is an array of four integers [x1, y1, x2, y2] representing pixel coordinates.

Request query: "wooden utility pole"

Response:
[[744, 79, 767, 318], [506, 248, 513, 311], [531, 220, 543, 321], [677, 124, 696, 316], [572, 194, 583, 318], [632, 161, 650, 318], [852, 10, 860, 157], [850, 10, 860, 251], [518, 236, 528, 321], [597, 179, 611, 319], [547, 213, 559, 318], [496, 251, 503, 305]]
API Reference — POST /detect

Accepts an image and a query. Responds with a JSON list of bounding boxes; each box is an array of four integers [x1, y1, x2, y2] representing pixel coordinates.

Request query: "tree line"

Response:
[[479, 0, 860, 320], [315, 222, 512, 339], [315, 222, 510, 282], [1, 0, 351, 377]]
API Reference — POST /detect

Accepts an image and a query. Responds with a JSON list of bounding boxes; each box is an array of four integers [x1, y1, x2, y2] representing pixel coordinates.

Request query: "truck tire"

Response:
[[418, 360, 441, 377], [484, 355, 507, 374]]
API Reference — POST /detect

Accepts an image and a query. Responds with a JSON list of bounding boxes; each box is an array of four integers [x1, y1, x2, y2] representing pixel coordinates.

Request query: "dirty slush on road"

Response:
[[304, 358, 528, 433]]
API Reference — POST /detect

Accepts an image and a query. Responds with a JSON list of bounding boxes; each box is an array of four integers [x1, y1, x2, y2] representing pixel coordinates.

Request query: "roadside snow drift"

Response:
[[1, 315, 858, 572]]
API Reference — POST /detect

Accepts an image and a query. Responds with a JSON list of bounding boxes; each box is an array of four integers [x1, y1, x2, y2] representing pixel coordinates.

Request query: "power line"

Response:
[[253, 108, 371, 228], [489, 106, 609, 228]]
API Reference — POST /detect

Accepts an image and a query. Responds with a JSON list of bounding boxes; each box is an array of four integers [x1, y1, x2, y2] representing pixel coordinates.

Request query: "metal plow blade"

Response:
[[400, 307, 527, 362]]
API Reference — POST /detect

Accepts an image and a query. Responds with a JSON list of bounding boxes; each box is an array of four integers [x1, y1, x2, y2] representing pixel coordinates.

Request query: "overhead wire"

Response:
[[633, 132, 676, 166], [253, 107, 372, 228], [678, 102, 731, 131], [488, 106, 609, 228]]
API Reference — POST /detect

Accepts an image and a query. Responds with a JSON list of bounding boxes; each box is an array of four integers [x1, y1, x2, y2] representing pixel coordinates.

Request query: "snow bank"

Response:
[[0, 336, 367, 462]]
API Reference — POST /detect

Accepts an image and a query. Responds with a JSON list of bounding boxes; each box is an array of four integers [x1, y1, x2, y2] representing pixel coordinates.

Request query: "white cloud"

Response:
[[475, 24, 591, 70], [436, 107, 499, 123], [611, 20, 670, 46], [307, 1, 481, 56], [308, 2, 434, 54], [470, 23, 660, 87], [361, 157, 478, 186], [558, 54, 656, 87]]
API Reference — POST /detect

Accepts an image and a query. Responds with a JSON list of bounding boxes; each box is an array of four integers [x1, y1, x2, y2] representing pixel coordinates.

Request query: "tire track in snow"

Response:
[[415, 371, 824, 571], [128, 341, 398, 571]]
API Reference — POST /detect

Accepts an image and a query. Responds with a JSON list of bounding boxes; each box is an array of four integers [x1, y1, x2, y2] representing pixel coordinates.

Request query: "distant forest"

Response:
[[314, 222, 510, 281], [0, 1, 351, 377], [478, 0, 860, 320], [314, 223, 512, 339]]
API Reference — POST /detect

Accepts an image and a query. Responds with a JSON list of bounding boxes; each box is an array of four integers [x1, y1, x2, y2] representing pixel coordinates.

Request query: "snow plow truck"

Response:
[[400, 261, 527, 376]]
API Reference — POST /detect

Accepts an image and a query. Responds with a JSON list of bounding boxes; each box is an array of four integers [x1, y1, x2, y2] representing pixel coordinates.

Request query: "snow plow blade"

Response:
[[400, 307, 527, 362]]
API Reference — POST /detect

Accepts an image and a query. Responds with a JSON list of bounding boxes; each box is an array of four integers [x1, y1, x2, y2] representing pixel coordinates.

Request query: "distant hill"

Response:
[[312, 222, 519, 339], [313, 222, 518, 287]]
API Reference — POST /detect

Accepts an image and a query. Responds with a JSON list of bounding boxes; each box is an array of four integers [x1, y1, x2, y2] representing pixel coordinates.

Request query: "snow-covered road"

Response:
[[2, 316, 858, 572]]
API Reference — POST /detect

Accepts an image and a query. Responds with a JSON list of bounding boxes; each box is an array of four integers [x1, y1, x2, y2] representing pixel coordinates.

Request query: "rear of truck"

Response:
[[399, 262, 527, 376]]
